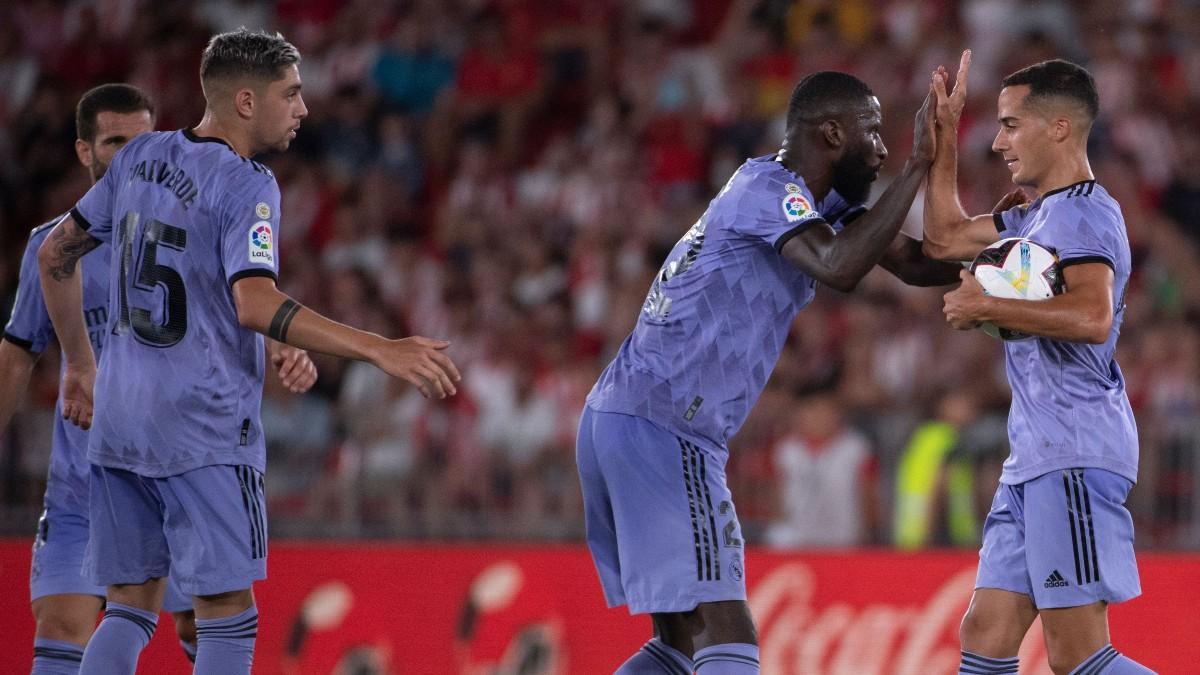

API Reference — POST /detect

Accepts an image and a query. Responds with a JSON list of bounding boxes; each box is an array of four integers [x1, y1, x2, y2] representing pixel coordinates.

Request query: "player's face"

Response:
[[830, 97, 887, 204], [77, 109, 154, 183], [255, 64, 307, 153], [992, 85, 1052, 188]]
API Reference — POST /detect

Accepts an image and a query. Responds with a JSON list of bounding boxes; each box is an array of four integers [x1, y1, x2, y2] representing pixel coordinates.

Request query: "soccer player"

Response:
[[0, 83, 203, 674], [923, 52, 1155, 675], [578, 73, 959, 674], [35, 30, 460, 675]]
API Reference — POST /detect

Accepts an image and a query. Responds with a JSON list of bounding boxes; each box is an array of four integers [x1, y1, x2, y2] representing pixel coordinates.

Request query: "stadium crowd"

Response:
[[2, 0, 1199, 549]]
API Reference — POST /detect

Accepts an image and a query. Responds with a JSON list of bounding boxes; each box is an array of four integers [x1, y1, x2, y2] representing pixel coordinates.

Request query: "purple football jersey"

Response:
[[3, 216, 112, 515], [993, 180, 1138, 484], [587, 155, 855, 450], [72, 129, 281, 477]]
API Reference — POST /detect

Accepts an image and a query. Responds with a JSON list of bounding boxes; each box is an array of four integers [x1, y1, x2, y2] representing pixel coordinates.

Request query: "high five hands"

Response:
[[933, 49, 972, 132]]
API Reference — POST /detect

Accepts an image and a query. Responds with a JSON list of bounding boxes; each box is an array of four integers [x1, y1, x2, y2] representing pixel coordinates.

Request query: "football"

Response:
[[970, 237, 1063, 340]]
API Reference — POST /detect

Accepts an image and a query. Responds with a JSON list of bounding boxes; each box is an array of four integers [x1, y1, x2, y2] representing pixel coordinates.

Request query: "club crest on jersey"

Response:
[[782, 188, 815, 223], [249, 221, 274, 265], [255, 202, 271, 219]]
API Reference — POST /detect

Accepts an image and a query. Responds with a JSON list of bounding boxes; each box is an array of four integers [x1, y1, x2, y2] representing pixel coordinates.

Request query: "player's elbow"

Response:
[[920, 237, 956, 262], [234, 300, 267, 333], [1077, 308, 1113, 344], [1081, 318, 1112, 345], [232, 290, 266, 333], [821, 271, 859, 293], [36, 235, 56, 273]]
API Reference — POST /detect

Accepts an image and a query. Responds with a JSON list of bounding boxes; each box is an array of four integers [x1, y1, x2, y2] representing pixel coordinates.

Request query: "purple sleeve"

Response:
[[221, 176, 281, 286], [993, 207, 1020, 238], [728, 170, 827, 252], [1032, 201, 1119, 270], [2, 228, 56, 354], [72, 160, 120, 244]]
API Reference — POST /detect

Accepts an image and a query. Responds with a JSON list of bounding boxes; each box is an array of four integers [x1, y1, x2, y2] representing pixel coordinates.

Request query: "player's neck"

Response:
[[777, 146, 832, 202], [192, 110, 256, 158], [1030, 153, 1093, 199]]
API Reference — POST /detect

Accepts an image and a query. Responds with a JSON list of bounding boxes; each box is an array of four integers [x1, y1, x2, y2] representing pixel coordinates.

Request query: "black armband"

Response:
[[268, 299, 302, 342]]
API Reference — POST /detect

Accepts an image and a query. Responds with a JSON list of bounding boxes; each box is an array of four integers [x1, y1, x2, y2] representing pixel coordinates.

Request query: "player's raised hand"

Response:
[[943, 268, 986, 330], [372, 336, 462, 399], [992, 188, 1029, 213], [933, 49, 972, 130], [60, 362, 96, 429], [272, 343, 318, 393]]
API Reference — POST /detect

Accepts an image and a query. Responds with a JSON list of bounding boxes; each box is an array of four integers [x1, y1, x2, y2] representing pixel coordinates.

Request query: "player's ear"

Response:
[[1050, 116, 1071, 142], [75, 138, 93, 169], [234, 87, 255, 120], [821, 120, 844, 149]]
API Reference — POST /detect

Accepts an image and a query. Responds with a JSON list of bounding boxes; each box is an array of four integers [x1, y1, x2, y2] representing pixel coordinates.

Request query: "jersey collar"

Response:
[[182, 127, 235, 151]]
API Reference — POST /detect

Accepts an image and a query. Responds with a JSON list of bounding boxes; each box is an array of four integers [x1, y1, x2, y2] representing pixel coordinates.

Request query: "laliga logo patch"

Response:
[[249, 221, 274, 265], [782, 185, 815, 223]]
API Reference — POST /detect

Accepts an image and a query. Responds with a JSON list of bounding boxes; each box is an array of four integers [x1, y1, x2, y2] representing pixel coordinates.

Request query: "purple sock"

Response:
[[194, 606, 258, 675], [959, 650, 1019, 673], [79, 602, 157, 675], [694, 642, 759, 674], [615, 638, 693, 674], [1070, 645, 1156, 675], [31, 637, 84, 675]]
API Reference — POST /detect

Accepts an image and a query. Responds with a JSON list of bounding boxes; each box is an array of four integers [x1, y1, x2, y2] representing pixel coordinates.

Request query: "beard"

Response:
[[829, 152, 877, 204], [90, 158, 109, 182]]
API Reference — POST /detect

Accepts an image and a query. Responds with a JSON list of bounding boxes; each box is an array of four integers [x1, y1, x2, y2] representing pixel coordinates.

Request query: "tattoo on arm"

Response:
[[268, 299, 302, 343], [47, 225, 100, 281]]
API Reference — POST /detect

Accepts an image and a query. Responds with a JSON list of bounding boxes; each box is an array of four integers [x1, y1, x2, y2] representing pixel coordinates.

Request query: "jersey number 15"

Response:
[[114, 211, 188, 347]]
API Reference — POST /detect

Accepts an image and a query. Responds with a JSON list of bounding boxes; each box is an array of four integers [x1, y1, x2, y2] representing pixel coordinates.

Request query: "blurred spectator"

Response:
[[892, 390, 980, 550], [766, 392, 878, 548]]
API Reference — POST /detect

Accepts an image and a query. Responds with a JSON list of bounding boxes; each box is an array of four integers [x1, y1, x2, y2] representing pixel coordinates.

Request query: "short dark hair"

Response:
[[786, 71, 875, 129], [76, 83, 156, 143], [200, 28, 301, 90], [1002, 59, 1099, 122]]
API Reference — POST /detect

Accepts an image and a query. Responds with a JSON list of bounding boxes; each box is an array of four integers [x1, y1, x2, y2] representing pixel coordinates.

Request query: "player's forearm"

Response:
[[825, 157, 930, 289], [922, 130, 973, 253], [37, 224, 98, 368], [0, 341, 37, 435], [977, 294, 1112, 343], [237, 285, 383, 363], [879, 235, 964, 287]]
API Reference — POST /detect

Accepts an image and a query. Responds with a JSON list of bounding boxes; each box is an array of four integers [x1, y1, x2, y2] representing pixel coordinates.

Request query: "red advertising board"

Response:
[[0, 542, 1194, 674]]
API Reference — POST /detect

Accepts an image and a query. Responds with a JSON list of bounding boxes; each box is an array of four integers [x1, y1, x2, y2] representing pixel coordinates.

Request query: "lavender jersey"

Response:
[[3, 217, 111, 516], [72, 129, 281, 477], [993, 180, 1137, 484], [588, 156, 863, 449]]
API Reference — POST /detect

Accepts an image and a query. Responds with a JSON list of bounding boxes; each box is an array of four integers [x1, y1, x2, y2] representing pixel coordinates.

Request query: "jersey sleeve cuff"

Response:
[[992, 212, 1006, 233], [2, 331, 40, 354], [70, 207, 94, 231], [774, 218, 827, 253], [1058, 255, 1115, 271], [228, 268, 278, 286]]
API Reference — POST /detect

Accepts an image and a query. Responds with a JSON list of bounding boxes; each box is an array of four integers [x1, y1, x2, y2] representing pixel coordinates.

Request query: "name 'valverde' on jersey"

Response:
[[994, 179, 1138, 485], [71, 129, 281, 477], [3, 216, 111, 516], [587, 155, 864, 451]]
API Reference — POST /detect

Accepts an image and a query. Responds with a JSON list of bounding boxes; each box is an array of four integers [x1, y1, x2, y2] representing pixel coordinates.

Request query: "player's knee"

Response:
[[959, 606, 1017, 654], [173, 610, 197, 644], [194, 587, 254, 617], [694, 600, 758, 646], [1045, 651, 1078, 675], [33, 606, 94, 645]]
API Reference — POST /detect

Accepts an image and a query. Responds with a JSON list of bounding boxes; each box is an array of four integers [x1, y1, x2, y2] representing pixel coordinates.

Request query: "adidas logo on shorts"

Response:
[[1044, 569, 1069, 588]]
